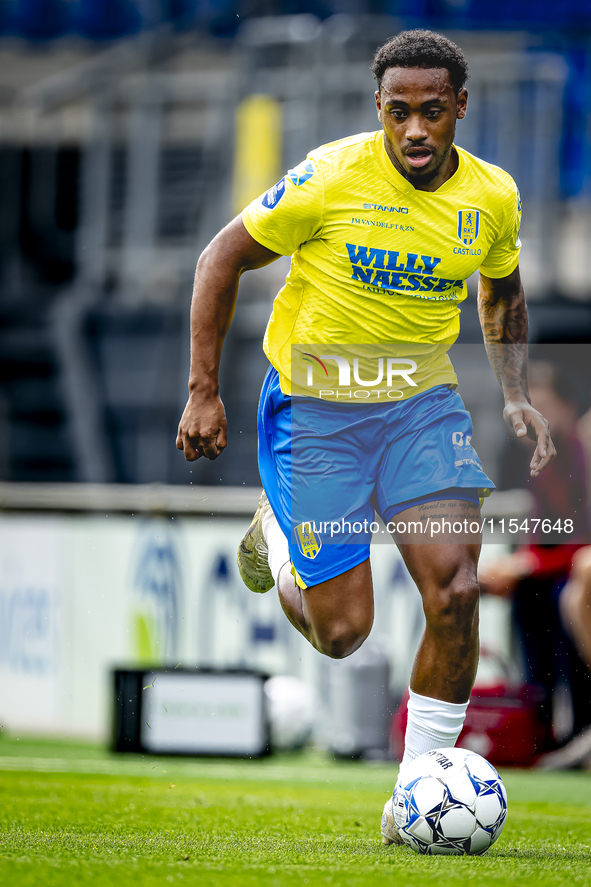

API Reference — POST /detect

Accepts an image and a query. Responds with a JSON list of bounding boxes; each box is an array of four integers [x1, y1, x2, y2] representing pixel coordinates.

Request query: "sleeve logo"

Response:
[[515, 187, 522, 247], [262, 177, 286, 209], [287, 161, 314, 186], [457, 209, 480, 246]]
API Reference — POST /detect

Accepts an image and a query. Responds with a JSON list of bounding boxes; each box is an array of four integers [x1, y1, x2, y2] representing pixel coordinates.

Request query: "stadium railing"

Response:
[[0, 481, 532, 521]]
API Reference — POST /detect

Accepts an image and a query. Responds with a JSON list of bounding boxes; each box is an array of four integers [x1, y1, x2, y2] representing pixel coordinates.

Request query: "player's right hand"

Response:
[[503, 398, 556, 477], [176, 393, 228, 461]]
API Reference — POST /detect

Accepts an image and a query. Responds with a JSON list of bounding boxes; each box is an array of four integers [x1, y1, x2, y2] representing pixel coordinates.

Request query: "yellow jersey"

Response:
[[242, 130, 521, 401]]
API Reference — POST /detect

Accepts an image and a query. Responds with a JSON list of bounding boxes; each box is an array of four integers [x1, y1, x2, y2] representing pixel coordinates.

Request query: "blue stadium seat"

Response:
[[74, 0, 143, 39], [390, 0, 591, 28], [11, 0, 72, 39]]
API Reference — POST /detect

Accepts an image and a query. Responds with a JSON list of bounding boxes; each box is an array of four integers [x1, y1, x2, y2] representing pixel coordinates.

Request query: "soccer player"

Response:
[[176, 30, 555, 843]]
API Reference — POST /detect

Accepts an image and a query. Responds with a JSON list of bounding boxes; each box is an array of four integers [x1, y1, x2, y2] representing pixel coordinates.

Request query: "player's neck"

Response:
[[385, 141, 459, 192]]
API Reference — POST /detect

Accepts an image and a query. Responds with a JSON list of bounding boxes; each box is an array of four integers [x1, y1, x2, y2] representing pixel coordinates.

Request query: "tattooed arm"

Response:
[[478, 265, 555, 477]]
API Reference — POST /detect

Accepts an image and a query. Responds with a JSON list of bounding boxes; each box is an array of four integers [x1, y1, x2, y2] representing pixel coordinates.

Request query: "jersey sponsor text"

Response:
[[346, 243, 462, 299]]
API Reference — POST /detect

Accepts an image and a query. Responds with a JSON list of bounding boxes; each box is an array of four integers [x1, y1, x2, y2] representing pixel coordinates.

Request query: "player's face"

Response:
[[375, 67, 467, 191]]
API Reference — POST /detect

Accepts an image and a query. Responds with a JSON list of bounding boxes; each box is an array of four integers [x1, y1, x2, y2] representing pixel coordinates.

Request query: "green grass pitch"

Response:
[[1, 736, 590, 886]]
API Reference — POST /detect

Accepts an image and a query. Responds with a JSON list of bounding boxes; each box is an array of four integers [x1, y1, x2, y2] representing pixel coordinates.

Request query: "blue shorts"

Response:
[[257, 366, 494, 588]]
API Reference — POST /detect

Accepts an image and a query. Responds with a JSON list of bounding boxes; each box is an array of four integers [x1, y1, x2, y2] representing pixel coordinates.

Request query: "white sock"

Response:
[[261, 502, 290, 585], [398, 688, 469, 785]]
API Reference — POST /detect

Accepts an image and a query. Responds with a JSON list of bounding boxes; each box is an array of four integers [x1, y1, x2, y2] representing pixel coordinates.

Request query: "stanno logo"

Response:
[[363, 203, 409, 214]]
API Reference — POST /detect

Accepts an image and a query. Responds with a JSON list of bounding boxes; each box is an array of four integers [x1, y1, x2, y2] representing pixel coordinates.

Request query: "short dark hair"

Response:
[[371, 29, 469, 95]]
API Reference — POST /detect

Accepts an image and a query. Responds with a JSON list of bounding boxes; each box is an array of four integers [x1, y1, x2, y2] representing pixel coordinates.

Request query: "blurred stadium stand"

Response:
[[3, 1, 591, 40], [0, 9, 591, 487]]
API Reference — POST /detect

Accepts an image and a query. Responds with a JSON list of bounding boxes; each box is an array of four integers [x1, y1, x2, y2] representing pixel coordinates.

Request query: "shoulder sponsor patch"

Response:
[[287, 161, 314, 186], [294, 521, 322, 559], [515, 187, 522, 247], [457, 209, 480, 246], [262, 177, 286, 209]]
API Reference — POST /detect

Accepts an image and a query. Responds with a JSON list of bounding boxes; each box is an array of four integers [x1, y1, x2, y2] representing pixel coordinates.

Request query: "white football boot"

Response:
[[381, 793, 404, 846], [237, 490, 275, 593]]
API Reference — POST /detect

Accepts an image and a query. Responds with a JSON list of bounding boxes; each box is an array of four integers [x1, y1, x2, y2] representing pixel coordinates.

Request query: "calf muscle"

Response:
[[395, 499, 482, 703]]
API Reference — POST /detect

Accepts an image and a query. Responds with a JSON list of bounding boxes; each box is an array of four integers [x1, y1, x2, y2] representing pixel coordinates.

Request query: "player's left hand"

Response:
[[503, 399, 556, 477]]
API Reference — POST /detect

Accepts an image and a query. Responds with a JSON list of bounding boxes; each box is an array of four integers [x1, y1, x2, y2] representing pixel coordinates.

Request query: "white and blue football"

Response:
[[393, 747, 507, 855]]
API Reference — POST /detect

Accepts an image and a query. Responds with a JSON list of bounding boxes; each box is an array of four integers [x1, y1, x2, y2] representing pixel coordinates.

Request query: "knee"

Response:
[[423, 578, 479, 632], [316, 614, 373, 659]]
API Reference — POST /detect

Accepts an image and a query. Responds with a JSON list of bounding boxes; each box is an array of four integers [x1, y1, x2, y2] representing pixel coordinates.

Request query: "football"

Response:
[[393, 747, 508, 855]]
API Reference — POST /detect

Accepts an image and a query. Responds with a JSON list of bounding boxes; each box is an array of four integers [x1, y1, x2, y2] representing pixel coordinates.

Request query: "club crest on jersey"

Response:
[[288, 161, 314, 186], [294, 522, 322, 559], [457, 209, 480, 246]]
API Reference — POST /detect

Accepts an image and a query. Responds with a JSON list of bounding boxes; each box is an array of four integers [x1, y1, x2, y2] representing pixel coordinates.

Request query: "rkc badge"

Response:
[[457, 209, 481, 246], [294, 522, 322, 559]]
